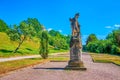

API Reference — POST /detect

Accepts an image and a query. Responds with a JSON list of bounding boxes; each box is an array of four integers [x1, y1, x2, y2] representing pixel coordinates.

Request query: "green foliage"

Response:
[[86, 34, 98, 45], [49, 30, 58, 36], [20, 21, 36, 37], [0, 17, 69, 57], [48, 30, 69, 50], [7, 19, 36, 53], [0, 19, 9, 32], [111, 45, 120, 55], [106, 32, 114, 41], [86, 29, 120, 55], [113, 30, 120, 47], [25, 18, 43, 35], [39, 31, 49, 59], [7, 25, 21, 41]]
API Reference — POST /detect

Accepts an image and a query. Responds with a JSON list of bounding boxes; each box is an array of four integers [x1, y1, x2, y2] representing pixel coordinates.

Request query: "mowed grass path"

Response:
[[90, 53, 120, 66]]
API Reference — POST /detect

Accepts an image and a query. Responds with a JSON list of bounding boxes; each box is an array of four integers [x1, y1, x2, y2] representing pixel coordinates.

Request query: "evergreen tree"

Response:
[[39, 31, 49, 59]]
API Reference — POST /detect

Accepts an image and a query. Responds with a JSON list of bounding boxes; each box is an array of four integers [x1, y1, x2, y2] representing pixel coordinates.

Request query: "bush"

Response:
[[111, 45, 120, 55], [39, 31, 49, 59], [86, 41, 98, 52]]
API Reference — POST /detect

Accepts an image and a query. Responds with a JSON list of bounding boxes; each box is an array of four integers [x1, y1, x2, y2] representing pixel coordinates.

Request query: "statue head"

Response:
[[75, 13, 79, 19]]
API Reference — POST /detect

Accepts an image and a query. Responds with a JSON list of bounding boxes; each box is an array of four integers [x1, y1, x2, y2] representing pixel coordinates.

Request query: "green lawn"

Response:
[[0, 58, 48, 75], [0, 52, 69, 75], [90, 53, 120, 66], [49, 57, 69, 62]]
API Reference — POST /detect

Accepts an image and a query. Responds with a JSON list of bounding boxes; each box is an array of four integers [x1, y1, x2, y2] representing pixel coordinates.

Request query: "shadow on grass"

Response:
[[33, 67, 64, 70], [0, 49, 13, 53], [26, 48, 33, 51], [0, 49, 24, 54], [17, 51, 23, 54]]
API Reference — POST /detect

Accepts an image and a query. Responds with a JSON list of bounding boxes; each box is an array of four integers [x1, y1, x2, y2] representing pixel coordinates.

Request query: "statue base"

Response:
[[65, 60, 87, 70]]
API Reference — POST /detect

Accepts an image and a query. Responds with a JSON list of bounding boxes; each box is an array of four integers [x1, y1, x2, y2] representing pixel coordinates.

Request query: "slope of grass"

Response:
[[0, 32, 69, 58], [90, 53, 120, 66], [0, 32, 40, 58], [0, 58, 48, 75]]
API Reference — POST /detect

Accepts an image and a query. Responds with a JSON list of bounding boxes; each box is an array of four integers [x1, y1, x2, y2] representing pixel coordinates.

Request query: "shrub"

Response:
[[111, 45, 120, 55], [39, 31, 49, 59]]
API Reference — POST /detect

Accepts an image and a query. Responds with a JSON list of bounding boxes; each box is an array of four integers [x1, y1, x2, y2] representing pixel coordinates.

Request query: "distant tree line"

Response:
[[86, 29, 120, 55]]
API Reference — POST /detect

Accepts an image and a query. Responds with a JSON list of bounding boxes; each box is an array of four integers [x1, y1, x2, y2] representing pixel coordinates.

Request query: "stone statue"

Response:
[[69, 13, 82, 49], [69, 13, 80, 38], [65, 13, 86, 70]]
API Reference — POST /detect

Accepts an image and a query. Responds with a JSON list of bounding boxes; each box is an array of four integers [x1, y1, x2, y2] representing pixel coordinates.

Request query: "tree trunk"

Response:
[[13, 36, 26, 53]]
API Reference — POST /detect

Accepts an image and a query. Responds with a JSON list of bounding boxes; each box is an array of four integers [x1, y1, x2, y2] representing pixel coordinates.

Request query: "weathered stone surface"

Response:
[[65, 13, 86, 70]]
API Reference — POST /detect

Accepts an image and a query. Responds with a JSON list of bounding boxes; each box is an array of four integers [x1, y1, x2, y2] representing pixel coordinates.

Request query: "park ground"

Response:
[[0, 52, 120, 80]]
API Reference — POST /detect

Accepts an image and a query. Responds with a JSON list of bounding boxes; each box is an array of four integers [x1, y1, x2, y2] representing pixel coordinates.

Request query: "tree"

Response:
[[48, 29, 69, 50], [39, 31, 49, 59], [0, 19, 9, 32], [7, 25, 21, 41], [113, 30, 120, 47], [7, 20, 36, 53], [86, 34, 98, 45], [26, 18, 44, 35], [49, 29, 61, 37], [111, 45, 120, 55]]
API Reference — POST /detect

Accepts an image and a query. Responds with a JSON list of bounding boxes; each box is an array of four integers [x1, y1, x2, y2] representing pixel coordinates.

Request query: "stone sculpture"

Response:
[[65, 13, 86, 70]]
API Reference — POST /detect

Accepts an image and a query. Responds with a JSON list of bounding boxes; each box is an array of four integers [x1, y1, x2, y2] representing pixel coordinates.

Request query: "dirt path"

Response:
[[0, 53, 120, 80], [0, 55, 40, 62]]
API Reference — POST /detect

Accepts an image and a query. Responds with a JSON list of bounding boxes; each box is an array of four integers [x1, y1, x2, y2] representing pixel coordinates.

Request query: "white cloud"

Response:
[[47, 28, 52, 31], [105, 24, 120, 29], [114, 24, 120, 28], [58, 30, 62, 32], [105, 26, 112, 29]]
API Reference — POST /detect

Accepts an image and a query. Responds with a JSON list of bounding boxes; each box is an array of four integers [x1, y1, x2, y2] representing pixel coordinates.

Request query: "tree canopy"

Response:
[[86, 34, 98, 45], [86, 30, 120, 55], [0, 19, 9, 32]]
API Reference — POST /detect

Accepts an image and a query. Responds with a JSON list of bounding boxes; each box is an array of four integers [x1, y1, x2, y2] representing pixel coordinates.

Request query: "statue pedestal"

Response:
[[65, 38, 86, 70], [65, 60, 86, 70]]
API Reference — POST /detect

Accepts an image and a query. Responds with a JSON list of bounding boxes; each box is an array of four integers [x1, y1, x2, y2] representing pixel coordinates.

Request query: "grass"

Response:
[[0, 32, 69, 58], [49, 57, 69, 62], [49, 52, 69, 62], [0, 32, 40, 58], [90, 53, 120, 66], [0, 52, 69, 75], [49, 49, 69, 54], [0, 58, 48, 75]]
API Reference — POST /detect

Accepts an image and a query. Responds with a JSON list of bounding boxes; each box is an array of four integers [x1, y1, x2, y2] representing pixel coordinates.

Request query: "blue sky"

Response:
[[0, 0, 120, 44]]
